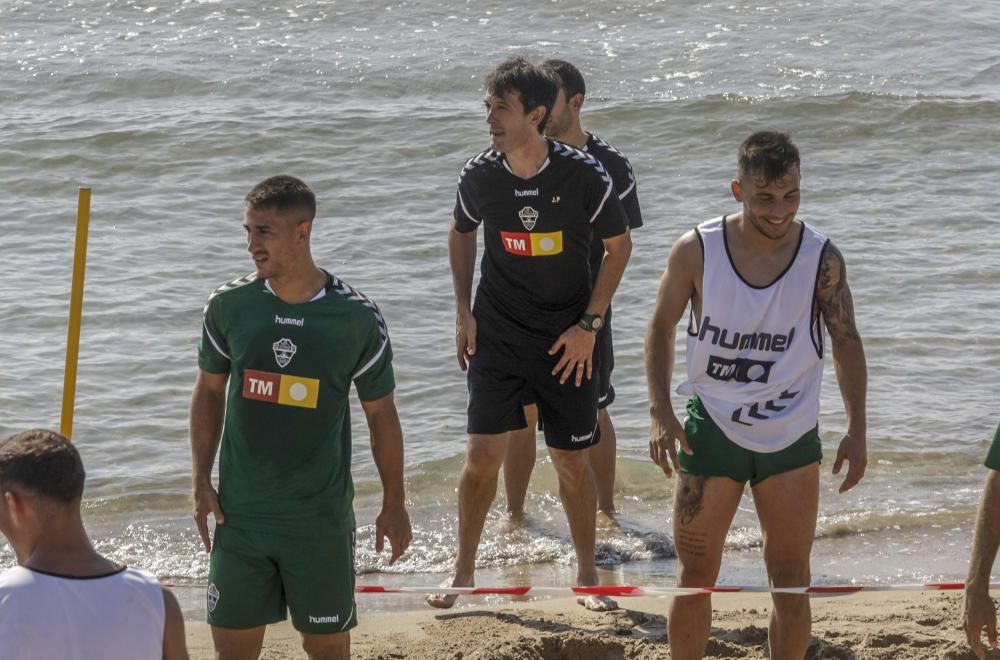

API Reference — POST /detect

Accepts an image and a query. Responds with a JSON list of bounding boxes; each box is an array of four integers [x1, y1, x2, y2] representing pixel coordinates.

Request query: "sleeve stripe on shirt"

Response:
[[456, 149, 498, 225], [457, 189, 481, 224], [202, 321, 230, 360], [590, 135, 637, 202], [552, 142, 615, 225], [327, 274, 391, 380], [618, 178, 636, 200], [588, 180, 613, 225], [203, 272, 258, 316], [353, 339, 388, 381]]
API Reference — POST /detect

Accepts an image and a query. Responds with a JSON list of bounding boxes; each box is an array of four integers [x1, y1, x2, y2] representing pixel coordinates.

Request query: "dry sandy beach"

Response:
[[184, 591, 994, 659]]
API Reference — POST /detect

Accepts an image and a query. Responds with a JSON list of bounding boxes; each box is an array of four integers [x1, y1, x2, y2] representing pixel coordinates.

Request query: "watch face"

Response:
[[591, 317, 604, 330]]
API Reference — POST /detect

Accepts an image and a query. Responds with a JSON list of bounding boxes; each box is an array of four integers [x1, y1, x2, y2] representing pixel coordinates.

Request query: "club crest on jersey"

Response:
[[518, 206, 539, 231], [207, 583, 220, 613], [273, 338, 297, 368]]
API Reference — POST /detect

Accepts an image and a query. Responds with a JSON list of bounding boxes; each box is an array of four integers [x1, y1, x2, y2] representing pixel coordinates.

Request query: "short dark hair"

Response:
[[245, 175, 316, 222], [484, 57, 559, 134], [540, 59, 586, 99], [738, 131, 800, 185], [0, 429, 85, 503]]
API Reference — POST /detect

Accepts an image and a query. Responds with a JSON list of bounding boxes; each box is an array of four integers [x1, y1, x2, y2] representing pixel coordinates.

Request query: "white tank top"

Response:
[[0, 565, 165, 659], [677, 216, 827, 452]]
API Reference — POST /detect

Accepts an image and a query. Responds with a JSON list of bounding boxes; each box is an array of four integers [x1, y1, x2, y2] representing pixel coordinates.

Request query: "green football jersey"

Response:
[[985, 423, 1000, 471], [198, 271, 395, 535]]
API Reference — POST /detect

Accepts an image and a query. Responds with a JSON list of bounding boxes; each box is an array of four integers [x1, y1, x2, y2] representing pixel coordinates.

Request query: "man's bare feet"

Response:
[[503, 509, 526, 529], [596, 510, 622, 529], [576, 593, 619, 611], [425, 574, 474, 610]]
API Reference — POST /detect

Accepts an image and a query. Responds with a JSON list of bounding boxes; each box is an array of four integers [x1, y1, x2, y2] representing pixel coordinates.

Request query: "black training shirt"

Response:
[[454, 138, 627, 347], [583, 133, 643, 284]]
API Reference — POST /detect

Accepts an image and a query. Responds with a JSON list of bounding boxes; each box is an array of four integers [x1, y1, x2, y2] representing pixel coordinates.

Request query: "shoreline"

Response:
[[183, 591, 980, 659]]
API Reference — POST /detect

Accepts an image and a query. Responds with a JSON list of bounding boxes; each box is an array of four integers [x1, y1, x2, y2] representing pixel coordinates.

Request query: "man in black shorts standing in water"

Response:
[[503, 59, 643, 518], [428, 56, 631, 611]]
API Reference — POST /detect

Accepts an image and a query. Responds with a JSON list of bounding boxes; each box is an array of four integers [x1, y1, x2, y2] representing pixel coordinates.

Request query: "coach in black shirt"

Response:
[[428, 56, 631, 612]]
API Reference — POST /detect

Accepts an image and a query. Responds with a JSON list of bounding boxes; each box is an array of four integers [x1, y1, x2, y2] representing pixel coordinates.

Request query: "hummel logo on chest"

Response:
[[514, 188, 539, 197], [275, 315, 304, 327]]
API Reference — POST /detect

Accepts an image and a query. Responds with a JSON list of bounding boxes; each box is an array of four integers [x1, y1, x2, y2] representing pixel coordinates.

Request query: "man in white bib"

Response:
[[0, 429, 188, 659], [646, 131, 868, 659]]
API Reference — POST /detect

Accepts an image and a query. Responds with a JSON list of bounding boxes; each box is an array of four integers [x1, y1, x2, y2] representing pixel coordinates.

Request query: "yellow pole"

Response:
[[60, 188, 92, 440]]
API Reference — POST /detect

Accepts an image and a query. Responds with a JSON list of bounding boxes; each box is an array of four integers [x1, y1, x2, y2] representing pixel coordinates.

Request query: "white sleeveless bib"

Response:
[[677, 216, 827, 452], [0, 565, 165, 659]]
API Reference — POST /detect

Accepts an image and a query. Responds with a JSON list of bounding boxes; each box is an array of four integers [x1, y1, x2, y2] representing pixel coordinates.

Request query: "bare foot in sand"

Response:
[[576, 593, 619, 612], [425, 573, 473, 610], [576, 573, 619, 612]]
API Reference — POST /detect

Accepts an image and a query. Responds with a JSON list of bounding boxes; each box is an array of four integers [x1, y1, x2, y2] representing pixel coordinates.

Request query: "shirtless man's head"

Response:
[[732, 131, 802, 242]]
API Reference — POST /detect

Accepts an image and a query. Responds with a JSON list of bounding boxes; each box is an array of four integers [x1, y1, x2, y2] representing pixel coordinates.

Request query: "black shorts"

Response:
[[595, 306, 615, 410], [521, 306, 614, 412], [467, 334, 599, 451]]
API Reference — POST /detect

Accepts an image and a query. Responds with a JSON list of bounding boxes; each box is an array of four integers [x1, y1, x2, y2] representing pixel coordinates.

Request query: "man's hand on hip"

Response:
[[549, 325, 596, 386]]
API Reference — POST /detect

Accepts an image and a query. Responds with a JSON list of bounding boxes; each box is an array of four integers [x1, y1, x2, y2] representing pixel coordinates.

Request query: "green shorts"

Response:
[[679, 395, 822, 486], [207, 524, 357, 634]]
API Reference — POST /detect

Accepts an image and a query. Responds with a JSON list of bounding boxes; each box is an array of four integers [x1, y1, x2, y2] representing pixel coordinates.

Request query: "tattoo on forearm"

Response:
[[675, 474, 707, 526], [817, 243, 861, 342]]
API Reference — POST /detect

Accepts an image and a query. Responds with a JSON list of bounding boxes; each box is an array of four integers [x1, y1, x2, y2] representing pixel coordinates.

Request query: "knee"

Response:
[[465, 443, 504, 478], [764, 558, 811, 588], [549, 449, 588, 482], [675, 559, 721, 588], [301, 632, 349, 659]]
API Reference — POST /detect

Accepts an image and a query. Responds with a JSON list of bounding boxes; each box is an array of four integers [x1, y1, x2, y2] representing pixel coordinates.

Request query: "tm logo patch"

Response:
[[500, 230, 563, 256], [243, 369, 319, 409]]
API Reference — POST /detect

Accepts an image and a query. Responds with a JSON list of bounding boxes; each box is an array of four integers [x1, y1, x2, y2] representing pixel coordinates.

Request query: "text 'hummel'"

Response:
[[514, 188, 539, 197], [275, 315, 304, 327], [309, 615, 340, 624]]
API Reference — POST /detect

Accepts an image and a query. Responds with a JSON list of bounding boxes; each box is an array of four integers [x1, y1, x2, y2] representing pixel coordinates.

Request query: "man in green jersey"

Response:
[[963, 423, 1000, 659], [191, 175, 412, 660]]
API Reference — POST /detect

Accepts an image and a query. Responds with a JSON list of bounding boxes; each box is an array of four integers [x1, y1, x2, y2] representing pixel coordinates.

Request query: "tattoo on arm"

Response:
[[817, 242, 861, 342], [675, 474, 707, 526]]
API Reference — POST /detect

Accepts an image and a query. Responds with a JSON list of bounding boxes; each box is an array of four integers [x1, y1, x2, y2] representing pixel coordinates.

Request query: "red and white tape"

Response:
[[355, 582, 994, 598]]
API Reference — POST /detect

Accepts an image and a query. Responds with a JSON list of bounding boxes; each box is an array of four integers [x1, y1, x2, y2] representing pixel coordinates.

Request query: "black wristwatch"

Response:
[[577, 313, 604, 334]]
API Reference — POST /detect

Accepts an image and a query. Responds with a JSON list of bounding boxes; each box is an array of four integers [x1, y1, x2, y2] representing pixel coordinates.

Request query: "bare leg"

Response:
[[426, 433, 508, 609], [211, 625, 266, 660], [751, 462, 819, 660], [547, 446, 613, 611], [590, 407, 617, 515], [301, 632, 350, 660], [503, 404, 538, 516], [668, 474, 744, 659]]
